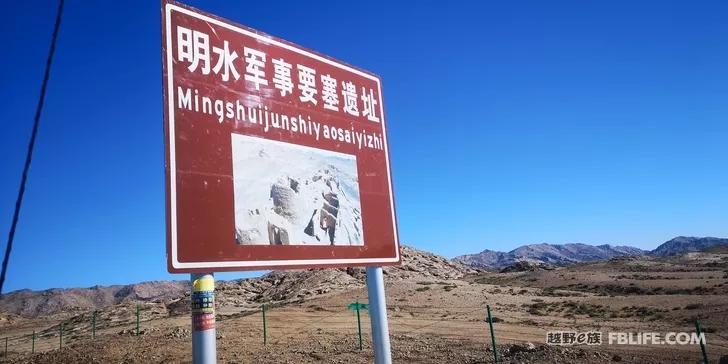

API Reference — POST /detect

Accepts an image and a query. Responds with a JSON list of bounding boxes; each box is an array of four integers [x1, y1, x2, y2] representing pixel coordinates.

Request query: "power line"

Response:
[[1, 0, 65, 295]]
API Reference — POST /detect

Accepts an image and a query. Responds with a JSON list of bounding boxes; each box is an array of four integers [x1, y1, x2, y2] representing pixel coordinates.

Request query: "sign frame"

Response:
[[162, 1, 401, 273]]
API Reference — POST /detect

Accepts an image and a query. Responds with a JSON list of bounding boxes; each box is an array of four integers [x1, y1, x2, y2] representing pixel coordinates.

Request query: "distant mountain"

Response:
[[453, 243, 645, 269], [0, 281, 188, 317], [0, 246, 475, 318], [651, 236, 728, 256], [453, 236, 728, 269]]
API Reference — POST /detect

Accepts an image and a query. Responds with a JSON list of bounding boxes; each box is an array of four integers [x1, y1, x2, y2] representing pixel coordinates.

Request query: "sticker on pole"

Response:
[[162, 1, 400, 272]]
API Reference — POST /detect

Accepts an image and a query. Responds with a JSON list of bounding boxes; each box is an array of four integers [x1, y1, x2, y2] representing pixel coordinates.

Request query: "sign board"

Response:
[[347, 302, 369, 312], [162, 1, 400, 272]]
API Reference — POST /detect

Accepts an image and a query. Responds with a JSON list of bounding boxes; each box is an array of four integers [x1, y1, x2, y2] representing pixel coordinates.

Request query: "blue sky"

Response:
[[1, 1, 727, 292]]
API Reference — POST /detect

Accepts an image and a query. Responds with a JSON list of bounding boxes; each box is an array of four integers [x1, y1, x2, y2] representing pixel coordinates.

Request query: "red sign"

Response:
[[162, 1, 400, 272]]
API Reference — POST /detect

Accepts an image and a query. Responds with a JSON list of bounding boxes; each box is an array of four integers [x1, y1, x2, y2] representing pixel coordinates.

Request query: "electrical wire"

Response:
[[0, 0, 65, 294]]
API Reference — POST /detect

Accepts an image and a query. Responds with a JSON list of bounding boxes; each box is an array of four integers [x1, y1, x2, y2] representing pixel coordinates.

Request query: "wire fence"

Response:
[[0, 302, 176, 356], [0, 301, 521, 359], [1, 300, 724, 362]]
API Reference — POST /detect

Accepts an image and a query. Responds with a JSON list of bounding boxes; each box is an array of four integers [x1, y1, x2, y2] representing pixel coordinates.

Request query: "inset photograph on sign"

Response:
[[231, 134, 363, 246]]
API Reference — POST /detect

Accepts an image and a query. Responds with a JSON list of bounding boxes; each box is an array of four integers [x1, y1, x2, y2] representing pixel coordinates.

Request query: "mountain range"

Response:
[[651, 236, 728, 256], [452, 236, 728, 269], [3, 237, 727, 317], [0, 246, 475, 317]]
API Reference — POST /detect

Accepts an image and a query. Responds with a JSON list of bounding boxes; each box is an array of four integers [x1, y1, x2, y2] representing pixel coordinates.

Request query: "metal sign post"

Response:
[[366, 266, 392, 364], [191, 273, 216, 363], [347, 300, 369, 351]]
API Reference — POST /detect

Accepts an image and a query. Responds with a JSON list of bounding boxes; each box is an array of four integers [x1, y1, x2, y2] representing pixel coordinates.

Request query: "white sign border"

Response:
[[165, 3, 400, 270]]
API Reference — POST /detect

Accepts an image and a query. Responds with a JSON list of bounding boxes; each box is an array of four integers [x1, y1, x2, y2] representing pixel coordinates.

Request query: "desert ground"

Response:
[[1, 247, 726, 363]]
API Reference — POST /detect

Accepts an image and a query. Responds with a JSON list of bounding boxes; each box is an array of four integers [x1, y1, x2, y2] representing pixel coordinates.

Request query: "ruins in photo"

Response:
[[231, 134, 363, 246]]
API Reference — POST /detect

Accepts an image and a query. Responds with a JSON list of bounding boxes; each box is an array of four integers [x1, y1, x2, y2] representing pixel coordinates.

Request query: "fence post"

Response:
[[31, 331, 35, 353], [136, 304, 140, 336], [486, 305, 499, 363], [695, 320, 709, 364], [59, 323, 63, 349], [356, 300, 363, 351], [92, 311, 96, 338], [262, 304, 267, 345]]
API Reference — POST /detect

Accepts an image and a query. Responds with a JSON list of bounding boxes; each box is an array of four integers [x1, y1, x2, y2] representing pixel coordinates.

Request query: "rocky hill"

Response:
[[386, 245, 478, 279], [651, 236, 728, 256], [0, 245, 475, 318], [188, 245, 478, 311], [453, 236, 728, 269]]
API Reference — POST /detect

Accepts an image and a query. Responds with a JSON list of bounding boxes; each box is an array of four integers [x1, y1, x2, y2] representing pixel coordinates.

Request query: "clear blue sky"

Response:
[[2, 1, 727, 292]]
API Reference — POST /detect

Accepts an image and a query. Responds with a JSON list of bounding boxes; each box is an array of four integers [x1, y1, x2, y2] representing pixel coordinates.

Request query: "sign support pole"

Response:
[[191, 273, 216, 364], [355, 300, 363, 350], [366, 266, 392, 364]]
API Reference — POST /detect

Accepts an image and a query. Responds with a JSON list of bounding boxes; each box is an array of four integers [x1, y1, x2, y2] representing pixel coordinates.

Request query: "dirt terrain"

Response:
[[1, 247, 727, 363]]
